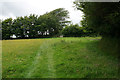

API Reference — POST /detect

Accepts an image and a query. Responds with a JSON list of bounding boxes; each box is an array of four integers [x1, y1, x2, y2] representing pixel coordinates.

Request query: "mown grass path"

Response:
[[25, 45, 42, 78], [25, 40, 56, 78]]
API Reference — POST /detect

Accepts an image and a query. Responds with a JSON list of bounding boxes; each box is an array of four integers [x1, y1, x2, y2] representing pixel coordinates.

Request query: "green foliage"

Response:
[[2, 18, 13, 39], [74, 1, 120, 55], [2, 8, 70, 39], [81, 17, 98, 36], [74, 2, 120, 37], [0, 19, 2, 40], [62, 24, 84, 37], [62, 23, 97, 37]]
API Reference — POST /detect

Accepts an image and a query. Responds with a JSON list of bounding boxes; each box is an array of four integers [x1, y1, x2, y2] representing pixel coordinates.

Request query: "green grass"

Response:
[[52, 37, 118, 78], [2, 39, 45, 78], [2, 37, 118, 78], [0, 40, 2, 79]]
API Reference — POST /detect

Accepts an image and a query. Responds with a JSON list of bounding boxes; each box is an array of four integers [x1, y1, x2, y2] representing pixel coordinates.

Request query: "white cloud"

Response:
[[0, 0, 83, 24]]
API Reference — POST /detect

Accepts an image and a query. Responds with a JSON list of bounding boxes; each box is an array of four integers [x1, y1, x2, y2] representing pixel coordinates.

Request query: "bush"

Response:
[[62, 24, 84, 37]]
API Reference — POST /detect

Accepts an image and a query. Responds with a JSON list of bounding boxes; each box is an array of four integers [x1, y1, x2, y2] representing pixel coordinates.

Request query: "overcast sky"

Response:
[[0, 0, 83, 24]]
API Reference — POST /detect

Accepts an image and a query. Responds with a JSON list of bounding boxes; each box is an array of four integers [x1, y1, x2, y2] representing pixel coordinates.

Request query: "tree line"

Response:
[[1, 2, 120, 40], [1, 7, 97, 40], [1, 8, 70, 39], [62, 24, 97, 37]]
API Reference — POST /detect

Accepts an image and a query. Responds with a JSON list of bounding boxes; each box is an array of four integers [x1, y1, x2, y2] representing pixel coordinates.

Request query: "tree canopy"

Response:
[[74, 1, 120, 37], [62, 24, 83, 37], [2, 8, 70, 39]]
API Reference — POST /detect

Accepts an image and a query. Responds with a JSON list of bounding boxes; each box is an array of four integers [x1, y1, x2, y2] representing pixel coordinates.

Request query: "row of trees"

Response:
[[62, 24, 97, 37], [1, 7, 98, 40], [1, 8, 70, 39]]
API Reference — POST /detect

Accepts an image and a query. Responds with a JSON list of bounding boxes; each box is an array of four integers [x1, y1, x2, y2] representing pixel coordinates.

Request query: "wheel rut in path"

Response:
[[25, 40, 56, 78]]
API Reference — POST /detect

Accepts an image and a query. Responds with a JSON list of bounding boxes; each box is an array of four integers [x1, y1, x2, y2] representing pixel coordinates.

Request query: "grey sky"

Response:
[[0, 0, 83, 24]]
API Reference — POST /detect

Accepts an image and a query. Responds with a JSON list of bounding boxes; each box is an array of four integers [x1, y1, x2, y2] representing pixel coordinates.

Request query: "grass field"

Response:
[[2, 37, 118, 78]]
